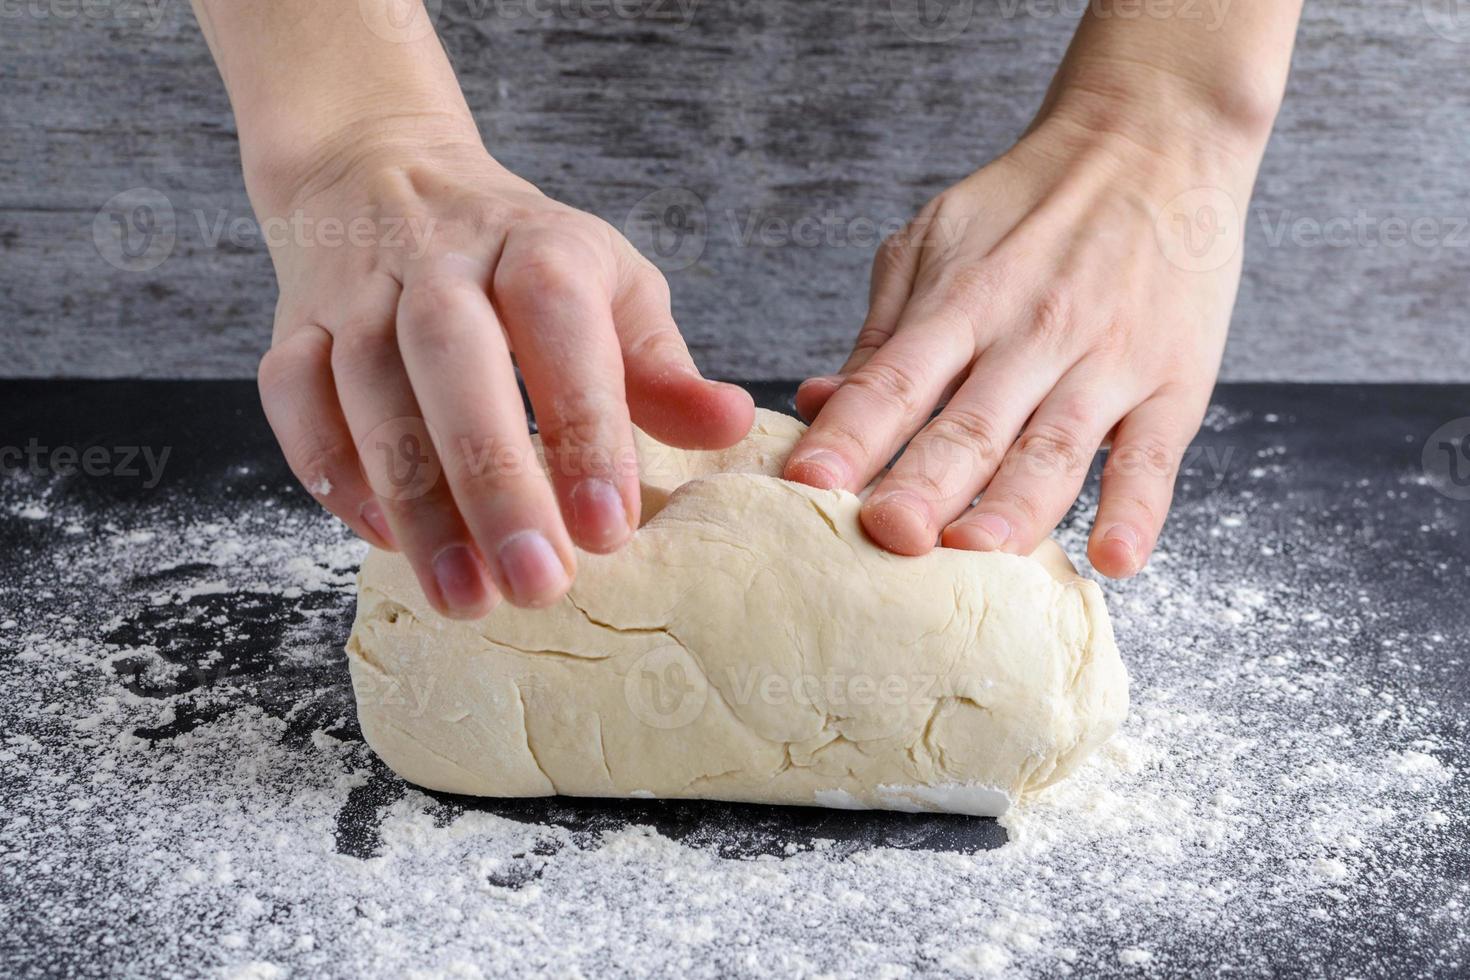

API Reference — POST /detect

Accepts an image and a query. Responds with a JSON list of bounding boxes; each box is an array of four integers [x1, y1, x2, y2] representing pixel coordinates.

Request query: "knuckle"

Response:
[[924, 408, 1003, 464], [495, 243, 585, 304], [812, 415, 875, 461], [938, 264, 1002, 316], [1015, 422, 1091, 478], [1109, 438, 1181, 481], [1109, 491, 1163, 529], [846, 360, 923, 415], [623, 323, 687, 367], [849, 323, 892, 357], [985, 484, 1044, 525], [890, 465, 950, 502], [399, 274, 469, 334], [328, 323, 391, 375], [1028, 287, 1075, 344], [443, 436, 533, 493]]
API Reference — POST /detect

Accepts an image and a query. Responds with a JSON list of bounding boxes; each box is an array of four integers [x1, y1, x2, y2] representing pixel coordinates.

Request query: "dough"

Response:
[[347, 410, 1128, 816]]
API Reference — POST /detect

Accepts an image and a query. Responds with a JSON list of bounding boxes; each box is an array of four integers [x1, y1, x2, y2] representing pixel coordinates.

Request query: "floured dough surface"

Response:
[[347, 410, 1128, 815]]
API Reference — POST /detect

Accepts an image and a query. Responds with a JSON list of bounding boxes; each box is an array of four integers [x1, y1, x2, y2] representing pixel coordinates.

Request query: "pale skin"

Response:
[[191, 0, 1303, 619]]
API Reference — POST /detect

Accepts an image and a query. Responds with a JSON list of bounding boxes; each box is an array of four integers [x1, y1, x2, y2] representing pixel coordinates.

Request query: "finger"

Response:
[[793, 373, 843, 423], [331, 280, 499, 620], [859, 343, 1066, 555], [614, 258, 754, 450], [794, 230, 920, 421], [783, 313, 974, 493], [1087, 390, 1201, 578], [495, 231, 639, 554], [398, 251, 574, 609], [942, 373, 1130, 556], [257, 325, 394, 550]]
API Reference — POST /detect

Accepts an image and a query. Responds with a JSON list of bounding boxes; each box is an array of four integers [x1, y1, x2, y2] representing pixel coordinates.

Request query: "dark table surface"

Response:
[[0, 380, 1466, 979]]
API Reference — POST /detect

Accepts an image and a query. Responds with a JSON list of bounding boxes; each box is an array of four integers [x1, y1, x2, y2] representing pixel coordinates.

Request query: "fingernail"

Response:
[[968, 513, 1012, 549], [798, 374, 843, 390], [1103, 523, 1141, 566], [432, 544, 487, 613], [788, 449, 850, 490], [360, 499, 396, 548], [497, 530, 570, 607], [868, 491, 931, 534], [572, 478, 630, 547]]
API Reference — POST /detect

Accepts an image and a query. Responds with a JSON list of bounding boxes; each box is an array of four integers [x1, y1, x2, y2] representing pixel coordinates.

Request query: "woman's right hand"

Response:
[[252, 125, 753, 619]]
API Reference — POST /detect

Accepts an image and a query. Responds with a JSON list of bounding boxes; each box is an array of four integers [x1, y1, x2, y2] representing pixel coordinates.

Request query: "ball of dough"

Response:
[[346, 410, 1128, 815]]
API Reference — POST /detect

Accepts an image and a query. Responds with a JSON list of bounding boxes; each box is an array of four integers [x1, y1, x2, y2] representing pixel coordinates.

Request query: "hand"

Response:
[[254, 127, 753, 618], [784, 105, 1262, 578]]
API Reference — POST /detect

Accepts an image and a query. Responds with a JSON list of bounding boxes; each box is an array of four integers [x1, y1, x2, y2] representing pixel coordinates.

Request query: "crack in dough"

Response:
[[346, 409, 1129, 816]]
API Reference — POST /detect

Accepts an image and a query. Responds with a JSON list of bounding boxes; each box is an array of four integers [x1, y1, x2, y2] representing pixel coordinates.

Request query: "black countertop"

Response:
[[0, 381, 1466, 978]]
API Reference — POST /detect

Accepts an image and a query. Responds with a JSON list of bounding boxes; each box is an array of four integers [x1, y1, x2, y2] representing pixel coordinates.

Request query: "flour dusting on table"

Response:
[[0, 421, 1466, 978]]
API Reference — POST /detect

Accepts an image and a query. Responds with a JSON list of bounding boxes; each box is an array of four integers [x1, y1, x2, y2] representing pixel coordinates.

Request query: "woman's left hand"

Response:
[[784, 93, 1271, 578]]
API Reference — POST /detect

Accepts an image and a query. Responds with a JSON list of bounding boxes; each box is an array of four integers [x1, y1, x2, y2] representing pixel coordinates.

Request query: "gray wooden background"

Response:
[[2, 0, 1467, 381]]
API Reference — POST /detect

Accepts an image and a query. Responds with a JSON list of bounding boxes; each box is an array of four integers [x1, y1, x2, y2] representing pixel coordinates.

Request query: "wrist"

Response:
[[1038, 61, 1281, 167], [239, 99, 485, 218], [1008, 87, 1263, 224]]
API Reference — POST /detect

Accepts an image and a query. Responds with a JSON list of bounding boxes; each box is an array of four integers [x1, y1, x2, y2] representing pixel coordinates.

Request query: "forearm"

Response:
[[189, 0, 478, 209], [1037, 1, 1305, 157]]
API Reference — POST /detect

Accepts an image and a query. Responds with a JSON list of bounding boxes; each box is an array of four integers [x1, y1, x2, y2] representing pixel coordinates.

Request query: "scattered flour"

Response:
[[0, 447, 1465, 978]]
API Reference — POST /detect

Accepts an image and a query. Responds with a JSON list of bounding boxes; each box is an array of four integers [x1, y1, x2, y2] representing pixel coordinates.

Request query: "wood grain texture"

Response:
[[0, 0, 1466, 380]]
